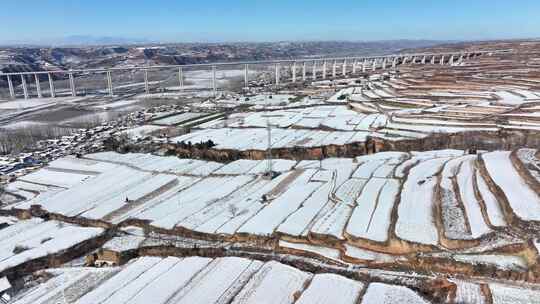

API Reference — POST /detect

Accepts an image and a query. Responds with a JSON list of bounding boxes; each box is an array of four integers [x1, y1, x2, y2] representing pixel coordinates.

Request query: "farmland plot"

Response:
[[296, 273, 364, 304], [214, 159, 260, 175], [0, 219, 104, 274], [168, 257, 263, 304], [343, 244, 403, 263], [47, 156, 119, 173], [352, 160, 386, 179], [276, 182, 333, 237], [310, 201, 354, 240], [176, 177, 275, 232], [197, 172, 296, 235], [77, 257, 163, 304], [81, 173, 178, 220], [247, 159, 297, 174], [453, 254, 527, 271], [237, 169, 323, 236], [334, 178, 367, 205], [119, 257, 214, 304], [360, 282, 430, 304], [474, 171, 507, 227], [346, 178, 399, 243], [489, 283, 540, 304], [110, 175, 200, 224], [450, 280, 487, 304], [482, 151, 540, 221], [439, 156, 474, 240], [94, 257, 210, 304], [516, 148, 540, 183], [19, 168, 94, 188], [87, 152, 221, 176], [138, 175, 254, 229], [395, 157, 449, 245], [297, 158, 356, 188], [173, 127, 372, 150], [231, 261, 312, 304], [12, 267, 117, 304], [20, 167, 154, 216], [456, 157, 492, 237], [278, 240, 342, 262], [4, 181, 63, 203]]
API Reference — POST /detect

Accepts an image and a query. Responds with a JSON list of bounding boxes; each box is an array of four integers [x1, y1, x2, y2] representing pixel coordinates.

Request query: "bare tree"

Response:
[[228, 204, 239, 218], [0, 184, 4, 205]]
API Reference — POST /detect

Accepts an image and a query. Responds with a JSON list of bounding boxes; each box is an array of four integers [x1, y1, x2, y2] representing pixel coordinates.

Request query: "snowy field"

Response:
[[170, 99, 540, 150], [151, 112, 206, 126], [4, 149, 540, 272], [0, 218, 104, 274], [11, 255, 540, 304], [11, 256, 434, 304]]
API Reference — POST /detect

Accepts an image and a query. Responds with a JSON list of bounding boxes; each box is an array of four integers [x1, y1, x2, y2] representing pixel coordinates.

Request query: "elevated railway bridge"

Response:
[[0, 50, 504, 100]]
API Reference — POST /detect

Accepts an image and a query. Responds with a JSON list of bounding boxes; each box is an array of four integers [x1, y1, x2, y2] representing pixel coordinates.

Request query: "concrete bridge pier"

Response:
[[322, 61, 327, 79], [431, 56, 436, 64], [312, 61, 317, 80], [458, 55, 464, 64], [352, 59, 357, 74], [106, 71, 113, 97], [21, 75, 28, 99], [332, 60, 337, 78], [144, 69, 149, 94], [48, 73, 55, 98], [392, 57, 397, 68], [34, 74, 42, 98], [411, 56, 417, 64], [274, 63, 280, 86], [440, 55, 445, 65], [292, 62, 297, 83], [242, 65, 248, 89], [382, 58, 387, 69], [372, 59, 377, 71], [449, 55, 455, 65], [212, 65, 218, 95], [402, 57, 408, 65], [179, 67, 185, 91], [7, 75, 15, 99], [342, 59, 347, 76], [421, 56, 426, 64], [302, 62, 307, 81], [68, 72, 76, 97], [362, 59, 368, 72]]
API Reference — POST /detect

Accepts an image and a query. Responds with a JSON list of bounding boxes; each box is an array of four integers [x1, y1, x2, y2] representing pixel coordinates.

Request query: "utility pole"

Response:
[[266, 117, 273, 177], [212, 65, 217, 97], [264, 94, 275, 180]]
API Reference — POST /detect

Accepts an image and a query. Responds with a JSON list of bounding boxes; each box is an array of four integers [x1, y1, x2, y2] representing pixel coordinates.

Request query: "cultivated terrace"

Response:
[[1, 40, 540, 304]]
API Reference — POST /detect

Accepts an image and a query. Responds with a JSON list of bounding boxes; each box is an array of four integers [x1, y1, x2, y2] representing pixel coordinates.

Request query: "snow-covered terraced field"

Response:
[[10, 254, 540, 304], [5, 44, 540, 303], [4, 148, 540, 272], [172, 127, 376, 150], [0, 218, 104, 275], [169, 95, 540, 153], [151, 112, 207, 126], [395, 157, 448, 246], [12, 256, 457, 304]]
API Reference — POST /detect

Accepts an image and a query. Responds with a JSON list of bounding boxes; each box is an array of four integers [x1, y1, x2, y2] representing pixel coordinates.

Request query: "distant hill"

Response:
[[0, 40, 450, 80]]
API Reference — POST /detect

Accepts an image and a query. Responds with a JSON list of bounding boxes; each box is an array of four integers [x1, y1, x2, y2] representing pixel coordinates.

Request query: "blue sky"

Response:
[[2, 0, 539, 43]]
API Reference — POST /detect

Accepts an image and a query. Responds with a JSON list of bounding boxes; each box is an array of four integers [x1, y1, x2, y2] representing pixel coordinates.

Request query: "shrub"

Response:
[[13, 245, 30, 254]]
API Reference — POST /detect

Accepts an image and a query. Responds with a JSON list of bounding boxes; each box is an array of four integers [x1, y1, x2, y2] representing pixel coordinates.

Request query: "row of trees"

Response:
[[0, 125, 74, 155]]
